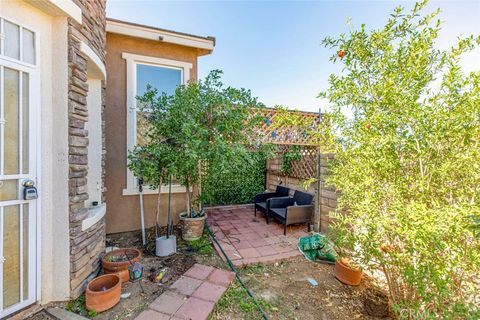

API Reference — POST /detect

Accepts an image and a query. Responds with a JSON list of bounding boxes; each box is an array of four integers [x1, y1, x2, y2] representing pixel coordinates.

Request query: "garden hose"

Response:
[[205, 221, 269, 320]]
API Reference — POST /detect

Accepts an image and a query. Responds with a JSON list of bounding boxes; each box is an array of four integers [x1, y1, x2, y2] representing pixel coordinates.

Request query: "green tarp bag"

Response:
[[298, 233, 337, 262]]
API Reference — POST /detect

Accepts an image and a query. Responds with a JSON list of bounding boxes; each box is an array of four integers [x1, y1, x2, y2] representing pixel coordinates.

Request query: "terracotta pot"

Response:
[[334, 258, 362, 286], [179, 212, 206, 241], [86, 274, 121, 312], [102, 248, 141, 282]]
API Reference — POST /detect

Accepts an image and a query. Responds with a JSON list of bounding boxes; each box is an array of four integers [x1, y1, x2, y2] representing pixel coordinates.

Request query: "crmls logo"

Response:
[[398, 309, 430, 319]]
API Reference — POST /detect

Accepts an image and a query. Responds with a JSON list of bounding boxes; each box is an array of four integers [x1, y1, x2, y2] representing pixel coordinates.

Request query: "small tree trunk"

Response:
[[198, 160, 203, 212], [185, 177, 191, 217], [155, 174, 163, 238]]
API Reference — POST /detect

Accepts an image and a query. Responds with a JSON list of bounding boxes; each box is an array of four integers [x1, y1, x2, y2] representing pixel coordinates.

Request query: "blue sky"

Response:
[[107, 1, 480, 112]]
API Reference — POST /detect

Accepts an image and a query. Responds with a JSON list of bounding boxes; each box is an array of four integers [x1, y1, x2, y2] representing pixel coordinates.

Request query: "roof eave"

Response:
[[106, 18, 215, 52]]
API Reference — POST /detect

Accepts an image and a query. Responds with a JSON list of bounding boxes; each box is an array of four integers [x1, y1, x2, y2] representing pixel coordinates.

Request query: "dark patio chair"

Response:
[[268, 190, 314, 235], [254, 185, 290, 221]]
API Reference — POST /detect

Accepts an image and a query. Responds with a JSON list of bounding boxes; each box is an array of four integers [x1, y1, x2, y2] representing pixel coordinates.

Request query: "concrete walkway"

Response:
[[207, 206, 308, 266], [135, 264, 235, 320]]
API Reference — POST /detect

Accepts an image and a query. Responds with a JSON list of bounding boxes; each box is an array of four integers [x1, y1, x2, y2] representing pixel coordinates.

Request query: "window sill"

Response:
[[82, 203, 107, 231], [122, 185, 188, 196]]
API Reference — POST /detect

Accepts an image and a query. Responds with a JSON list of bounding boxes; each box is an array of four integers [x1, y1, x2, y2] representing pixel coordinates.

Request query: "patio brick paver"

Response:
[[207, 268, 236, 286], [192, 281, 227, 302], [136, 309, 171, 320], [170, 276, 203, 296], [183, 264, 214, 280], [175, 297, 215, 320], [135, 264, 235, 320], [206, 205, 308, 266], [149, 291, 186, 315]]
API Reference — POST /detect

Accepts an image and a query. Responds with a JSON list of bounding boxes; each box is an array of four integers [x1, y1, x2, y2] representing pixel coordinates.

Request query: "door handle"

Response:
[[23, 179, 35, 187]]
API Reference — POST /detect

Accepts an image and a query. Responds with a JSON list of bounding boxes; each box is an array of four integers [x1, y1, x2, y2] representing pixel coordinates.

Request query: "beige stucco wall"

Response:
[[105, 33, 206, 234], [2, 1, 71, 304]]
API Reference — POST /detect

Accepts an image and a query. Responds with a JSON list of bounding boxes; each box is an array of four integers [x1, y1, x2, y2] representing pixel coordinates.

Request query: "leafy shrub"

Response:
[[202, 151, 269, 206], [322, 1, 480, 318], [280, 146, 302, 175]]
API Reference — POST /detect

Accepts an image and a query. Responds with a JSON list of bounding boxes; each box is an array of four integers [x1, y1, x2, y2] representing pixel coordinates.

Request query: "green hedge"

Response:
[[202, 151, 267, 206]]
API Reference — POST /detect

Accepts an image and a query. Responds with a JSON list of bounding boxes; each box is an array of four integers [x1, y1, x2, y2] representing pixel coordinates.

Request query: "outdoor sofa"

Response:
[[268, 190, 314, 235], [254, 185, 290, 220]]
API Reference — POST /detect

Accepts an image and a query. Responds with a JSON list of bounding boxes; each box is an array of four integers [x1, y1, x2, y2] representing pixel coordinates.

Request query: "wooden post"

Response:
[[314, 147, 321, 232], [314, 108, 322, 233]]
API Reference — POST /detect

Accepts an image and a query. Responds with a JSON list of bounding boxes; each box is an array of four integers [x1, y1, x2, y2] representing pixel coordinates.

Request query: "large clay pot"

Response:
[[334, 258, 362, 286], [86, 274, 121, 312], [102, 248, 141, 282], [179, 212, 206, 241]]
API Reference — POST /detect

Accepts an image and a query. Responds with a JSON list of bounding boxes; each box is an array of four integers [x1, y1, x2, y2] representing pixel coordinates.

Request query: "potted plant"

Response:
[[129, 144, 178, 252], [101, 248, 142, 282], [330, 228, 363, 286], [334, 257, 362, 286], [130, 70, 262, 241]]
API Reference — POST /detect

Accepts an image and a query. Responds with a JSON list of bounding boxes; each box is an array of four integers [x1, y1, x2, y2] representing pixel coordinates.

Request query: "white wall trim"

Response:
[[82, 204, 107, 231], [24, 0, 82, 24], [122, 52, 191, 194], [122, 53, 193, 72], [108, 20, 214, 51], [122, 185, 188, 196], [80, 42, 106, 80]]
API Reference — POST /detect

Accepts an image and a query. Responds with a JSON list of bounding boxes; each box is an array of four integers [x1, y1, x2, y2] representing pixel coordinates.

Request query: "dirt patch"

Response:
[[56, 225, 389, 320], [210, 257, 391, 320], [363, 287, 391, 318], [62, 226, 225, 320]]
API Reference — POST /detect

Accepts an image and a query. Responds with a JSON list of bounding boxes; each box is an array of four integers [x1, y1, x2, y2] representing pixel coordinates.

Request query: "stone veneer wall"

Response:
[[67, 0, 107, 297], [266, 153, 338, 234]]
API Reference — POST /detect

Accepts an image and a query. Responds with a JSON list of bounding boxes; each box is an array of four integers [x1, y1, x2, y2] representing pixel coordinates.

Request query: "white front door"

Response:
[[0, 17, 39, 318]]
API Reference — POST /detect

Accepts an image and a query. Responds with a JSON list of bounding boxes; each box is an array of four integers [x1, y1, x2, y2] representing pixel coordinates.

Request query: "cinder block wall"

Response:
[[68, 0, 107, 297], [265, 153, 338, 233]]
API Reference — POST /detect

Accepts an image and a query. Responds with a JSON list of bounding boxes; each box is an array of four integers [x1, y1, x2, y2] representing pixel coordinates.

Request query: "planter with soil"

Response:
[[179, 211, 206, 241], [86, 274, 121, 313], [334, 257, 362, 286], [102, 248, 141, 282]]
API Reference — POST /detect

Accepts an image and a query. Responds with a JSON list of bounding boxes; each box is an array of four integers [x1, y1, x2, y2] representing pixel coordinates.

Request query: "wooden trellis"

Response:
[[254, 108, 326, 232], [253, 108, 320, 145], [269, 145, 318, 180]]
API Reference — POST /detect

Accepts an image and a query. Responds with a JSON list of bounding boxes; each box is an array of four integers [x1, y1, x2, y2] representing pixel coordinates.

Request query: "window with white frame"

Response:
[[122, 53, 192, 195]]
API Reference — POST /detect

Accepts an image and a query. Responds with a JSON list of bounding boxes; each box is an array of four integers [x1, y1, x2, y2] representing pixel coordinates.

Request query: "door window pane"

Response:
[[3, 205, 21, 308], [0, 180, 18, 201], [4, 68, 20, 175], [4, 21, 20, 60], [22, 28, 35, 64], [22, 73, 29, 174], [22, 204, 29, 300]]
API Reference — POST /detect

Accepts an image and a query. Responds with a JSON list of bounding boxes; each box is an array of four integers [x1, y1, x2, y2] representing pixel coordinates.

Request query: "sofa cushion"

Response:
[[270, 208, 287, 219], [256, 202, 267, 210], [293, 191, 314, 206], [276, 185, 290, 197]]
